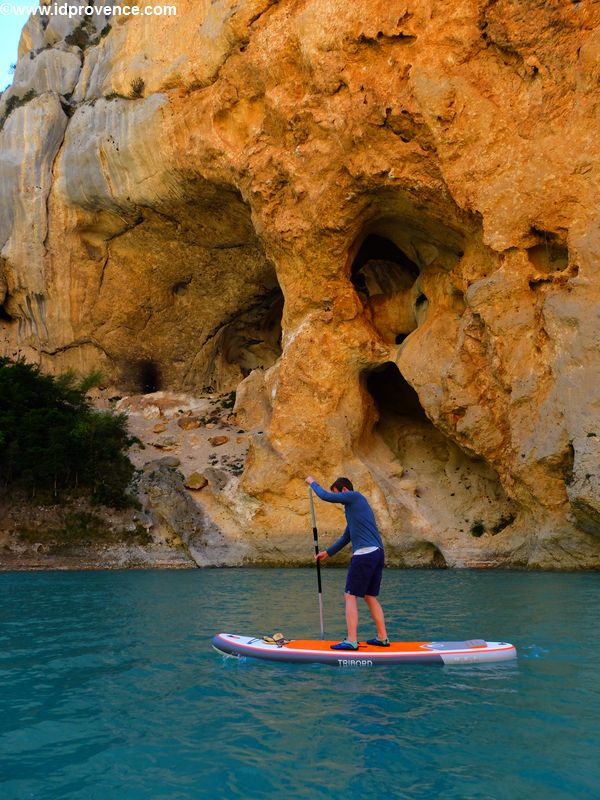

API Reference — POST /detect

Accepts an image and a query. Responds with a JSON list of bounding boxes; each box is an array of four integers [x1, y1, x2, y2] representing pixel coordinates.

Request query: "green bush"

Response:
[[0, 358, 137, 506], [64, 19, 94, 50]]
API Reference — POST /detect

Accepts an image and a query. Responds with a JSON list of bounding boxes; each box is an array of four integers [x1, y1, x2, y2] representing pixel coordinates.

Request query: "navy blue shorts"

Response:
[[345, 549, 384, 597]]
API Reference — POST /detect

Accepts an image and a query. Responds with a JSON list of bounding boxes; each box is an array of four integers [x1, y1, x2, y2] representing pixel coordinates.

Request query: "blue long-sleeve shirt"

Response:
[[311, 482, 383, 557]]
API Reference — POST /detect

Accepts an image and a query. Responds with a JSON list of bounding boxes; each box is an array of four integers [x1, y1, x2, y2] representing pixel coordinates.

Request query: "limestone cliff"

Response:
[[2, 0, 600, 568]]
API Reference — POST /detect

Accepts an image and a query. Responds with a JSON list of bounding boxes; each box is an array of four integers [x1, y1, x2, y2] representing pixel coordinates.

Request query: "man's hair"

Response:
[[330, 477, 354, 492]]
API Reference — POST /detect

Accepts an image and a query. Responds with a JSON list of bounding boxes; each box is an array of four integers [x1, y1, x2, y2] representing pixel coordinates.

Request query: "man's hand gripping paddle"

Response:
[[309, 487, 325, 639]]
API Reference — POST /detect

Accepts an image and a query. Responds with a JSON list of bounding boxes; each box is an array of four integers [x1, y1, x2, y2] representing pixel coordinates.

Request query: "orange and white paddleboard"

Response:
[[212, 633, 517, 666]]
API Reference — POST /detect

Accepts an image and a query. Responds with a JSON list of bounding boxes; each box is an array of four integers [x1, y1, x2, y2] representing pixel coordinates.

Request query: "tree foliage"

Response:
[[0, 358, 136, 506]]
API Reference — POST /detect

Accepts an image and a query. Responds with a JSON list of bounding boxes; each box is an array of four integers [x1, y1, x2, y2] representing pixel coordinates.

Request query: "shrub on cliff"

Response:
[[0, 358, 136, 507]]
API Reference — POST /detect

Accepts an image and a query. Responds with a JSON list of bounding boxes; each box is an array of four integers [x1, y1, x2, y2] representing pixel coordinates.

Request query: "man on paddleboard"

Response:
[[305, 475, 390, 651]]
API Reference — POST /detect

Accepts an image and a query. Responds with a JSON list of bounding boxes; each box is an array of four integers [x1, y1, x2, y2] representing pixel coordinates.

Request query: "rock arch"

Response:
[[361, 359, 517, 545]]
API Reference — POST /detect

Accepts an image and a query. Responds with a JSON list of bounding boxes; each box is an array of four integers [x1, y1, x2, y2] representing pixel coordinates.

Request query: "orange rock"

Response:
[[208, 436, 229, 447], [184, 472, 208, 490], [177, 416, 201, 430]]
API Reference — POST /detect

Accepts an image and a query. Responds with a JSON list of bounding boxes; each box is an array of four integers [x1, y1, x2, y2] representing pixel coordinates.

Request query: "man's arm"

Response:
[[306, 477, 352, 558], [309, 480, 354, 505], [326, 526, 351, 557]]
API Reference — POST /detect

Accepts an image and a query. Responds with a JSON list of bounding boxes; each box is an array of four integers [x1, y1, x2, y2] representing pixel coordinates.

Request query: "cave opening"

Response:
[[221, 287, 284, 379], [351, 234, 419, 291], [350, 234, 423, 345], [363, 359, 517, 546], [351, 217, 517, 546], [527, 228, 569, 274], [118, 358, 163, 394], [366, 361, 429, 424], [201, 284, 284, 393], [351, 234, 419, 296], [138, 359, 161, 393]]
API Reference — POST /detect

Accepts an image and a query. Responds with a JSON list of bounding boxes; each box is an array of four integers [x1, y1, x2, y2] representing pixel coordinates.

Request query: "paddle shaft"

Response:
[[309, 488, 325, 639]]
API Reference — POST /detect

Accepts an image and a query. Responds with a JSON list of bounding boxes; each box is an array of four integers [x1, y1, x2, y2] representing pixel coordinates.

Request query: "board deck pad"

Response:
[[212, 633, 517, 666]]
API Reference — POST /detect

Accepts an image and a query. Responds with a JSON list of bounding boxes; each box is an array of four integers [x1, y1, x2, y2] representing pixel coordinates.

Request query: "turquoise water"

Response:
[[0, 569, 599, 799]]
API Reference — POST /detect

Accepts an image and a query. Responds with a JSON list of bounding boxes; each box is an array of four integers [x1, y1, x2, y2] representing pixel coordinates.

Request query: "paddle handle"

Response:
[[309, 488, 325, 639]]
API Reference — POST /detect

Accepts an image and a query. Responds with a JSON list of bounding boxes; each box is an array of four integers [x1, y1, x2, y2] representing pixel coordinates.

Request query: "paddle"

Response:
[[309, 487, 325, 639]]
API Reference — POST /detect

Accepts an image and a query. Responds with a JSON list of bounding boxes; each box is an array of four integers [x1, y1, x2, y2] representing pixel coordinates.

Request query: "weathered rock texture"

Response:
[[2, 0, 600, 568]]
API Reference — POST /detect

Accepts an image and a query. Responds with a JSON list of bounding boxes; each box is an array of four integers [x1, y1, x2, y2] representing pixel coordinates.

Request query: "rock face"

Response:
[[138, 460, 247, 567], [2, 1, 600, 568]]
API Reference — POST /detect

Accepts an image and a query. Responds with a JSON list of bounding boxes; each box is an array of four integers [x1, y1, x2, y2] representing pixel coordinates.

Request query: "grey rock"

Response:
[[152, 436, 179, 451], [56, 93, 171, 214], [1, 49, 81, 117], [203, 468, 229, 492], [18, 5, 111, 56], [0, 93, 68, 287], [138, 462, 246, 567], [143, 456, 181, 470]]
